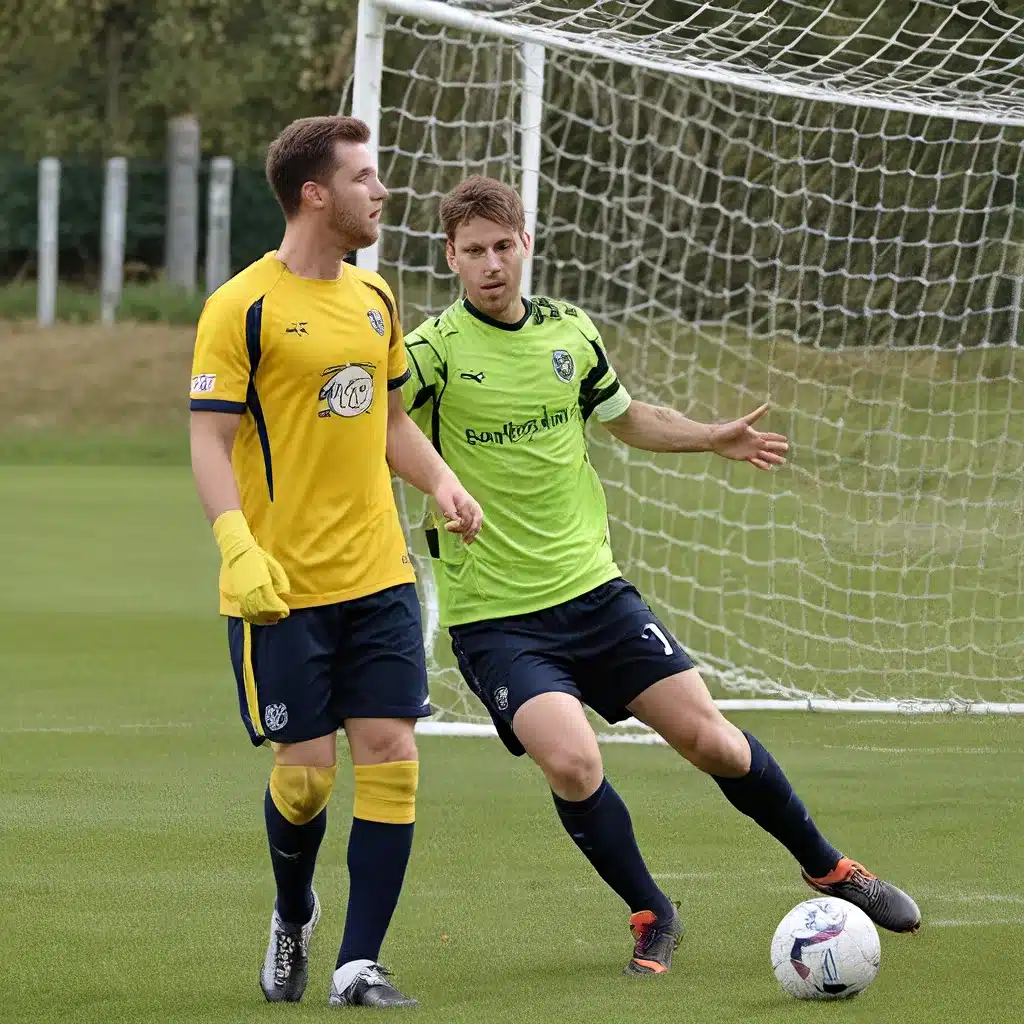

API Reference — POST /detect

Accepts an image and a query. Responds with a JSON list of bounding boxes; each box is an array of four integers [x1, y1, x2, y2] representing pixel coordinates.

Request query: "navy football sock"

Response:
[[336, 818, 414, 967], [264, 786, 325, 925], [712, 730, 842, 878], [553, 778, 674, 920]]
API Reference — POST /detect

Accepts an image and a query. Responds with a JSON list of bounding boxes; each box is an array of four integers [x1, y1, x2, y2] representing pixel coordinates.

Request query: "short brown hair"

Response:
[[439, 176, 526, 242], [265, 115, 371, 217]]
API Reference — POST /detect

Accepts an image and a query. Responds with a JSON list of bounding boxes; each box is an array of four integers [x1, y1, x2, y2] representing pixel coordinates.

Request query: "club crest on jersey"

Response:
[[319, 363, 375, 418], [264, 703, 288, 732], [552, 349, 575, 383], [367, 309, 386, 336]]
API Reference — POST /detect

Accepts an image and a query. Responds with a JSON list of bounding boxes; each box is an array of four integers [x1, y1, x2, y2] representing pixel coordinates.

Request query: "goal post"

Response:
[[351, 0, 1024, 722]]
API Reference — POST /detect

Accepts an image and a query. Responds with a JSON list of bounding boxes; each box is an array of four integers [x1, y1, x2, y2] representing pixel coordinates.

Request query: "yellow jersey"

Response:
[[190, 252, 415, 614]]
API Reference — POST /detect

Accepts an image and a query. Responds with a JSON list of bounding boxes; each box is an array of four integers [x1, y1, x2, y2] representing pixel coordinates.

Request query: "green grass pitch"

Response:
[[2, 465, 1022, 1023]]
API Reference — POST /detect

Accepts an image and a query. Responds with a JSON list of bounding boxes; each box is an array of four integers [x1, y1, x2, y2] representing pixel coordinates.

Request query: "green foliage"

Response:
[[3, 1, 1023, 345], [117, 280, 209, 322], [0, 0, 359, 160]]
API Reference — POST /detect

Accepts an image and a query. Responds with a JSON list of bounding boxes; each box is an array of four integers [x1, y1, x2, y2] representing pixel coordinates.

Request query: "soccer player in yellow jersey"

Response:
[[189, 116, 482, 1009]]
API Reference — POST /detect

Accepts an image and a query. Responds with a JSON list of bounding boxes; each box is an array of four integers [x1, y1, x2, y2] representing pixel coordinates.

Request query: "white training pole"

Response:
[[100, 157, 128, 326], [351, 0, 386, 274], [205, 156, 234, 295], [165, 115, 201, 291], [520, 41, 545, 297], [37, 157, 60, 327]]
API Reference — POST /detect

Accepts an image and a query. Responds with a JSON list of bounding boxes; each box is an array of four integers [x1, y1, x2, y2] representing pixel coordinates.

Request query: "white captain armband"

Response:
[[592, 383, 632, 422]]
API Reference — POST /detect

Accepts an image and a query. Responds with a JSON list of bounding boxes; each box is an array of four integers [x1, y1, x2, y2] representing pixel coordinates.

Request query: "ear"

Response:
[[446, 239, 458, 272], [521, 231, 532, 254], [301, 180, 326, 209]]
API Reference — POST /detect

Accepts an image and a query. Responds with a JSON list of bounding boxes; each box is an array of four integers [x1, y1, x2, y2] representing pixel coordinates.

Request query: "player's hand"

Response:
[[709, 402, 789, 471], [434, 475, 483, 544], [213, 510, 291, 625], [226, 546, 292, 624]]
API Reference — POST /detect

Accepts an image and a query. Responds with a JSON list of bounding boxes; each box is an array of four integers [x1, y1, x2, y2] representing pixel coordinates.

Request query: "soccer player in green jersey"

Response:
[[403, 176, 921, 976]]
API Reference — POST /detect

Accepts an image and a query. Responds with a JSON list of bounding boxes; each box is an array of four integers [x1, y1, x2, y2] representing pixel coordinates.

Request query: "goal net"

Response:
[[354, 0, 1024, 718]]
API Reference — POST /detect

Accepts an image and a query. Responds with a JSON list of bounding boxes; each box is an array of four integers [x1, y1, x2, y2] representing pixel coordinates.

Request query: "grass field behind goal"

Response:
[[2, 463, 1022, 1024]]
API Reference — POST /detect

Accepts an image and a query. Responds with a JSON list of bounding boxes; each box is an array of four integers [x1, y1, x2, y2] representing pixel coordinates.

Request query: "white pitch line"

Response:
[[931, 919, 1024, 928], [918, 892, 1024, 905]]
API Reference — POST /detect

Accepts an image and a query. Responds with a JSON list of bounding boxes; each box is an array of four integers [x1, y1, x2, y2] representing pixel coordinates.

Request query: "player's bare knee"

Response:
[[346, 717, 418, 765], [272, 733, 337, 768], [692, 718, 750, 777], [363, 733, 418, 765], [542, 747, 603, 801]]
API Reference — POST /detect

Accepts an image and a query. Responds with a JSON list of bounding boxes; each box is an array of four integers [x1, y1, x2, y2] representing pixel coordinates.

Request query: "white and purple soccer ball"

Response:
[[771, 897, 880, 1000]]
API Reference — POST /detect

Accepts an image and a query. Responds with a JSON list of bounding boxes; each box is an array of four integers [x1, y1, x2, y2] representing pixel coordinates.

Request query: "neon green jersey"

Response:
[[403, 297, 632, 627]]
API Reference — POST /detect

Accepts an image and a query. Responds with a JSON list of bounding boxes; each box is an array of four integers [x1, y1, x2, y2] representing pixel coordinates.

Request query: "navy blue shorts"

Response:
[[449, 577, 694, 756], [227, 583, 430, 747]]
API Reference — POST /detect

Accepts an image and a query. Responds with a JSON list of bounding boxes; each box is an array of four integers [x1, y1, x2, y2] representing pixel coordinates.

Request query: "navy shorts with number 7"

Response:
[[449, 577, 694, 756]]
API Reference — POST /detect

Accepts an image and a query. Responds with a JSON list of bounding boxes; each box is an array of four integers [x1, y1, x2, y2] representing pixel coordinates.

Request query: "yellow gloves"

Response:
[[212, 510, 290, 624]]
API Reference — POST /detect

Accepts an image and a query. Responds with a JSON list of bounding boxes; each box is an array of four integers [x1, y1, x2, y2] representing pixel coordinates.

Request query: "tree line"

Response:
[[3, 0, 1023, 345], [5, 1, 1023, 162]]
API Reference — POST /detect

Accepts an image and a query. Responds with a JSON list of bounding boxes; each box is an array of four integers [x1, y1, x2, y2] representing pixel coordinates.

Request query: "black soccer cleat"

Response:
[[329, 960, 418, 1007], [623, 904, 685, 975], [260, 890, 321, 1002], [802, 857, 922, 934]]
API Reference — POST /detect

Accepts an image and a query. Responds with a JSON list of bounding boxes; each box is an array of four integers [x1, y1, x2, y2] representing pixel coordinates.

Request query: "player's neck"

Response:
[[276, 222, 353, 281], [465, 294, 527, 327]]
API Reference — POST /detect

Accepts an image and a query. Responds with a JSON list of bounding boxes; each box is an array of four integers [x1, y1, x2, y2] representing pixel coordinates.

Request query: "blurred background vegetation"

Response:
[[1, 0, 1023, 344]]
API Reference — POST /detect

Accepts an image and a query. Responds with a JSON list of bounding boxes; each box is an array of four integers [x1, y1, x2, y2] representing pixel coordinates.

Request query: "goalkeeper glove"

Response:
[[212, 509, 291, 625]]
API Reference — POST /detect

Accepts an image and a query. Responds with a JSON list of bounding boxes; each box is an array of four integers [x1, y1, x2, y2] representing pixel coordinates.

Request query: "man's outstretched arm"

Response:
[[603, 400, 789, 471]]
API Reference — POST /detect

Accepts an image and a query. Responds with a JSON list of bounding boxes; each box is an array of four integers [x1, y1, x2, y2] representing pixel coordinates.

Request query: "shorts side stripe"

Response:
[[242, 622, 265, 738]]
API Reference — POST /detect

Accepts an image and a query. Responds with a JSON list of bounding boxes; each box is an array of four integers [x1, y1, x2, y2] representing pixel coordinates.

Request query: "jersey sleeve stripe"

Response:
[[409, 386, 434, 410], [407, 343, 428, 390], [244, 297, 275, 502], [579, 380, 621, 421], [407, 338, 448, 453], [579, 337, 609, 393], [366, 282, 398, 329], [408, 337, 445, 367], [578, 337, 617, 422], [190, 398, 247, 414], [405, 345, 435, 410], [388, 368, 412, 390]]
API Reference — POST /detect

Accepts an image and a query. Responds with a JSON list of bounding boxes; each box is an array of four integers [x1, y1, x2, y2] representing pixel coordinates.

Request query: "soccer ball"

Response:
[[771, 897, 880, 1000]]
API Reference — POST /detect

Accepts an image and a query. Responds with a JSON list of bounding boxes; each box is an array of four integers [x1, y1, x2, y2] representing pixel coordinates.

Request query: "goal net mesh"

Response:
[[369, 0, 1024, 716]]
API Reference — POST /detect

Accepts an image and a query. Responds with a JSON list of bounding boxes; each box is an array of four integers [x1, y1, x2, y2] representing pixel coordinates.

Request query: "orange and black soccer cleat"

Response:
[[623, 905, 685, 976], [803, 857, 921, 934]]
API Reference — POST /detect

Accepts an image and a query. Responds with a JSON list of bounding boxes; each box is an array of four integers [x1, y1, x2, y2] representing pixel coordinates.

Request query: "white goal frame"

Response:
[[349, 0, 1024, 721]]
